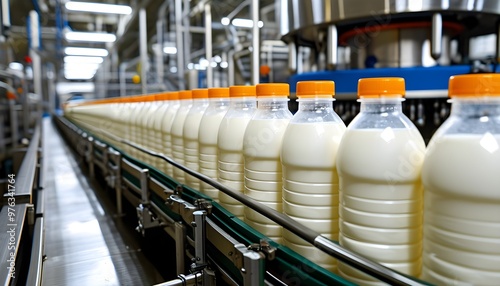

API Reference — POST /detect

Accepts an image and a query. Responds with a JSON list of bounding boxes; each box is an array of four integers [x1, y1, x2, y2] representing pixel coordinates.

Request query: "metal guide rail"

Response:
[[1, 121, 44, 286], [55, 115, 429, 286]]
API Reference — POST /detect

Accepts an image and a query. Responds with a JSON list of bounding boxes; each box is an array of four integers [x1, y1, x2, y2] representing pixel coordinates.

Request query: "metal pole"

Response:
[[156, 0, 168, 89], [431, 13, 442, 60], [204, 3, 213, 88], [228, 50, 235, 86], [183, 0, 191, 76], [251, 0, 260, 85], [327, 25, 338, 70], [288, 42, 296, 73], [29, 10, 43, 113], [120, 63, 126, 97], [139, 8, 148, 94], [175, 0, 185, 90]]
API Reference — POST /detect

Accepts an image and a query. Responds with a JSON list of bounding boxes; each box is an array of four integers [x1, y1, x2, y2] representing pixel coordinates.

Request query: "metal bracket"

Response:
[[135, 204, 163, 236], [234, 244, 265, 285], [166, 195, 212, 226], [191, 210, 207, 273], [248, 239, 276, 261]]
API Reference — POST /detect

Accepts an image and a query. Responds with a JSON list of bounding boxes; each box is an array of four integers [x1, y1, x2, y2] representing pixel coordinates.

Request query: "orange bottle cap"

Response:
[[229, 85, 256, 97], [358, 77, 405, 98], [296, 81, 335, 98], [192, 88, 209, 99], [256, 83, 289, 97], [141, 94, 157, 102], [449, 74, 500, 97], [155, 92, 170, 101], [169, 91, 179, 100], [208, 87, 230, 98], [179, 90, 192, 100]]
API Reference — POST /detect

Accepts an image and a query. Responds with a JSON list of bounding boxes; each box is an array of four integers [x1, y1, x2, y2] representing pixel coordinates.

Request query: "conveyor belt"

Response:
[[41, 118, 163, 285]]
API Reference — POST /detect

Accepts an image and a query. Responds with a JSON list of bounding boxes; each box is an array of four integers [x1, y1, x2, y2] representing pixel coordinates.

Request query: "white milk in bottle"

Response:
[[422, 74, 500, 286], [171, 90, 193, 183], [141, 94, 161, 165], [218, 85, 257, 219], [281, 81, 346, 273], [199, 88, 230, 200], [151, 92, 170, 170], [160, 92, 180, 177], [336, 78, 425, 284], [243, 83, 292, 244], [183, 89, 209, 189]]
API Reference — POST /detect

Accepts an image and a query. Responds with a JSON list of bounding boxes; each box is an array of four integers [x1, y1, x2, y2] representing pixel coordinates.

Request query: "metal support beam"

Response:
[[175, 0, 185, 90], [204, 3, 213, 88], [174, 222, 186, 275], [431, 13, 442, 60], [139, 8, 148, 94], [29, 10, 43, 113], [251, 0, 260, 85], [327, 25, 338, 70], [193, 210, 207, 270]]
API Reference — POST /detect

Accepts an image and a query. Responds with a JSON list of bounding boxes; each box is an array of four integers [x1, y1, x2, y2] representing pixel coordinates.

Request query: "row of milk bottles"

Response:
[[63, 74, 500, 286]]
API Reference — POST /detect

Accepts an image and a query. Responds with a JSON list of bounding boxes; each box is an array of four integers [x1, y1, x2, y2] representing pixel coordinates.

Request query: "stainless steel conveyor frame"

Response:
[[0, 121, 44, 285]]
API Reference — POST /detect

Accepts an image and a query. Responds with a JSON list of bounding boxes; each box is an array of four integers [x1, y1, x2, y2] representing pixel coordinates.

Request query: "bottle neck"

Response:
[[450, 97, 500, 117], [192, 98, 209, 106], [257, 97, 289, 111], [298, 99, 334, 112], [208, 97, 229, 106], [230, 97, 257, 110], [359, 98, 403, 114]]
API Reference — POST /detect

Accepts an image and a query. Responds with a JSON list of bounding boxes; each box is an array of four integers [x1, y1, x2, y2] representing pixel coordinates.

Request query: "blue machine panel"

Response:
[[288, 65, 481, 93]]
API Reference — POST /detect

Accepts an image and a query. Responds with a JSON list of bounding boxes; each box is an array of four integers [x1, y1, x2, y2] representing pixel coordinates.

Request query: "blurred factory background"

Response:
[[1, 0, 500, 285]]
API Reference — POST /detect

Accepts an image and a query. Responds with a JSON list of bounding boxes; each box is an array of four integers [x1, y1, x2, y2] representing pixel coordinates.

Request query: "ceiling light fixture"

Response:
[[64, 47, 109, 57], [163, 47, 177, 54], [64, 56, 104, 64], [65, 1, 132, 15], [230, 18, 264, 28], [65, 31, 117, 43]]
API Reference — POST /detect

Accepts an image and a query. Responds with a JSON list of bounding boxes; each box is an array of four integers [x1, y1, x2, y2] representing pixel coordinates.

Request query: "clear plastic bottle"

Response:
[[183, 89, 209, 189], [136, 95, 156, 162], [171, 90, 193, 183], [336, 78, 425, 283], [243, 83, 293, 244], [218, 85, 257, 218], [199, 87, 230, 200], [141, 93, 161, 165], [281, 81, 346, 273], [151, 92, 170, 170], [160, 91, 180, 177], [421, 74, 500, 285]]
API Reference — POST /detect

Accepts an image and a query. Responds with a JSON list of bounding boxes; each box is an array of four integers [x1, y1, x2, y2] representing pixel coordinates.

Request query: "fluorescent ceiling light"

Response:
[[65, 1, 132, 15], [56, 82, 95, 94], [163, 46, 177, 54], [64, 70, 97, 80], [64, 56, 103, 64], [221, 17, 230, 26], [64, 63, 100, 72], [65, 47, 108, 57], [65, 31, 116, 43], [231, 18, 264, 28]]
